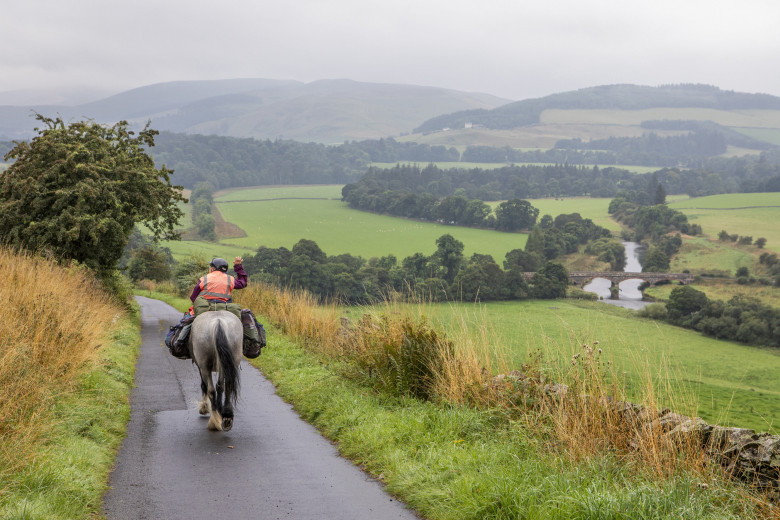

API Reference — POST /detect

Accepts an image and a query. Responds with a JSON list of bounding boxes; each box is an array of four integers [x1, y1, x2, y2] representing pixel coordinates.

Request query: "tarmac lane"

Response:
[[102, 296, 418, 520]]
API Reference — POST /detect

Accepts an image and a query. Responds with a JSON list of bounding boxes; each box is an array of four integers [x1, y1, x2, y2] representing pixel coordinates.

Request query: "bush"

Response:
[[566, 287, 598, 300], [637, 302, 668, 320], [98, 269, 135, 308]]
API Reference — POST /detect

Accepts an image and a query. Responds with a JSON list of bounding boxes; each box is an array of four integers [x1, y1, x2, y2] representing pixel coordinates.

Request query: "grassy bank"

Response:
[[385, 299, 780, 433], [239, 284, 767, 519], [0, 247, 140, 519]]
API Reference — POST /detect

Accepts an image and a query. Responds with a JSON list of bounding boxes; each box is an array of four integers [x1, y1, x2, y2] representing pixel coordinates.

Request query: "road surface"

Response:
[[102, 296, 418, 519]]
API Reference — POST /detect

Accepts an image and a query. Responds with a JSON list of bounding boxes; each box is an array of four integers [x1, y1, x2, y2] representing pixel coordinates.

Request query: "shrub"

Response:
[[567, 286, 598, 300], [637, 302, 668, 320]]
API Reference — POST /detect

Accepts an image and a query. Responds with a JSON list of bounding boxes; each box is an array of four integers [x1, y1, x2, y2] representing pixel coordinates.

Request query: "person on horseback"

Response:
[[167, 256, 264, 360], [190, 256, 247, 318]]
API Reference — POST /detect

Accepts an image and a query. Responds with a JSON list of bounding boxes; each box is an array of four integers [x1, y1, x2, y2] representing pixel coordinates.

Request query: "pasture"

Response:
[[540, 108, 780, 130], [401, 107, 780, 156], [159, 186, 780, 432], [670, 192, 780, 252], [670, 236, 756, 274], [356, 298, 780, 433], [212, 185, 528, 261]]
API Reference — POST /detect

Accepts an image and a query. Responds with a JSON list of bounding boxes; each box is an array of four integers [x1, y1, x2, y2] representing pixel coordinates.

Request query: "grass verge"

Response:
[[249, 320, 761, 519], [236, 283, 771, 518], [0, 309, 140, 519]]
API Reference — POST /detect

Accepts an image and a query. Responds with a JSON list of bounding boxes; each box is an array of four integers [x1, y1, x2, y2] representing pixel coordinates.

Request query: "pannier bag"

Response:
[[165, 314, 195, 359], [241, 308, 267, 359]]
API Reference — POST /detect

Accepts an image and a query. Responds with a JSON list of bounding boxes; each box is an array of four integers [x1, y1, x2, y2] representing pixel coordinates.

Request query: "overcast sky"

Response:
[[2, 0, 779, 104]]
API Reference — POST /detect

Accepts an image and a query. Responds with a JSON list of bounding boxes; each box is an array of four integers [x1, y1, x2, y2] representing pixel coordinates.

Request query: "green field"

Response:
[[541, 108, 780, 130], [160, 186, 780, 432], [734, 128, 780, 146], [164, 188, 780, 267], [362, 299, 780, 433], [670, 236, 756, 274], [670, 193, 780, 253], [210, 185, 527, 261]]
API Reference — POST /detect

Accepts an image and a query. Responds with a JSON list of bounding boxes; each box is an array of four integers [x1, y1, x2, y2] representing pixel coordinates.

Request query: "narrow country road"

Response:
[[102, 296, 418, 520]]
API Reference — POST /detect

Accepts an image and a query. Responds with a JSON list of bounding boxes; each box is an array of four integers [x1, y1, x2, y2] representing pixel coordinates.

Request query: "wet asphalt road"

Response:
[[102, 296, 418, 520]]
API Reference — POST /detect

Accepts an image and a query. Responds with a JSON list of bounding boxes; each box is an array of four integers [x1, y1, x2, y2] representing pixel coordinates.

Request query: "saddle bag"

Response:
[[165, 314, 195, 359], [241, 308, 267, 359]]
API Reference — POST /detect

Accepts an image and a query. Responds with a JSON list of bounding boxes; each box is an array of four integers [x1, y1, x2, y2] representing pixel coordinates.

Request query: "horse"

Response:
[[190, 310, 243, 431]]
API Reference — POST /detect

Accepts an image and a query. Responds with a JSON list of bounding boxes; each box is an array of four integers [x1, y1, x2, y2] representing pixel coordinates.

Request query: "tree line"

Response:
[[238, 235, 571, 304], [641, 286, 780, 348]]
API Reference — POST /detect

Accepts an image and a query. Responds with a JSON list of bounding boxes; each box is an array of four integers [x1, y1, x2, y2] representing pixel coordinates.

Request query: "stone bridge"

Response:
[[523, 271, 695, 287]]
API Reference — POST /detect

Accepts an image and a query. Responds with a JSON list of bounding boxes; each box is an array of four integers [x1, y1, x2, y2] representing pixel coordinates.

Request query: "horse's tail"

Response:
[[215, 321, 240, 408]]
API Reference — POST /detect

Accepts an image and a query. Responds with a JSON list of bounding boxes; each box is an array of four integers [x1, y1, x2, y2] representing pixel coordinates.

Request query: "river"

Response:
[[583, 242, 651, 310]]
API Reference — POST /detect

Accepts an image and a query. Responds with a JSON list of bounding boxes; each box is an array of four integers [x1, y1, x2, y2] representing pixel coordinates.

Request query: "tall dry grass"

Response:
[[530, 342, 709, 478], [237, 282, 722, 482], [236, 284, 494, 404], [0, 247, 123, 480]]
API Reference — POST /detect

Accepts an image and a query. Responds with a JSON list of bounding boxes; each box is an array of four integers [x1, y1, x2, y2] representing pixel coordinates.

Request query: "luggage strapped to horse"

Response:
[[240, 308, 266, 358], [165, 313, 195, 359], [166, 308, 266, 360]]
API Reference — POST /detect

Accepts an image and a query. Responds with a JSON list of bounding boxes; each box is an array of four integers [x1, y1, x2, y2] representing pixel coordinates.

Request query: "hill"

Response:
[[0, 78, 509, 144], [411, 84, 780, 151]]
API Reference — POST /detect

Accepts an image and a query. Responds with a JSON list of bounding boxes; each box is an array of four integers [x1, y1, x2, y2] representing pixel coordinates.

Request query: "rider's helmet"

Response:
[[210, 258, 229, 272]]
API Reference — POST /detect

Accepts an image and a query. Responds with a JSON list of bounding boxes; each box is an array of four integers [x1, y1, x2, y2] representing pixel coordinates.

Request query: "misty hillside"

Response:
[[415, 84, 780, 133], [0, 79, 509, 143]]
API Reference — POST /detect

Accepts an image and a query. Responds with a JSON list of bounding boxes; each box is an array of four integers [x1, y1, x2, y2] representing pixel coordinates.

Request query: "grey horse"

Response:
[[190, 310, 243, 431]]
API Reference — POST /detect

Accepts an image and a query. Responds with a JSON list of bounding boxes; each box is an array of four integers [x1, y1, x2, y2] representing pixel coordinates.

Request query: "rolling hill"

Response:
[[0, 78, 510, 144], [409, 84, 780, 151]]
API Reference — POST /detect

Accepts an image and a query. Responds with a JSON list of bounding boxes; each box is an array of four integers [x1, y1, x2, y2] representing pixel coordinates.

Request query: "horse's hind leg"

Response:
[[200, 367, 223, 431], [198, 379, 209, 416], [217, 374, 234, 431]]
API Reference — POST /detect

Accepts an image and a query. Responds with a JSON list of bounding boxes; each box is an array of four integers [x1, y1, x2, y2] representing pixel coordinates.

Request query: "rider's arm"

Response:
[[233, 262, 248, 290], [232, 256, 248, 290], [190, 284, 201, 302]]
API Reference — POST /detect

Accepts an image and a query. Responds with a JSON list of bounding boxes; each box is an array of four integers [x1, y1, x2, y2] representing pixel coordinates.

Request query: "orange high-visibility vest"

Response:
[[198, 271, 236, 302]]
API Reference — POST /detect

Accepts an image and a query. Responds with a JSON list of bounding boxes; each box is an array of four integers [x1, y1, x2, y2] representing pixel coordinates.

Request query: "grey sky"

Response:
[[2, 0, 779, 104]]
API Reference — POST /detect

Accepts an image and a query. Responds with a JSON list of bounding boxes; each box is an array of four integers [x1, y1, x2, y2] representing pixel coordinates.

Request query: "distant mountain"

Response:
[[414, 84, 780, 133], [0, 78, 510, 143]]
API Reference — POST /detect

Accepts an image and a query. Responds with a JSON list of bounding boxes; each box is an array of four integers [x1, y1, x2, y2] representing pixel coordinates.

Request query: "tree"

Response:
[[666, 286, 708, 320], [755, 237, 767, 248], [127, 246, 172, 282], [494, 199, 539, 231], [531, 262, 569, 299], [195, 212, 216, 241], [503, 248, 543, 272], [432, 234, 464, 284], [642, 246, 670, 272], [0, 115, 185, 274]]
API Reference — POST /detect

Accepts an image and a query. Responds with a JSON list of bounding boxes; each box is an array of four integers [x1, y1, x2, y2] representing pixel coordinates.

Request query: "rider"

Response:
[[190, 256, 248, 318]]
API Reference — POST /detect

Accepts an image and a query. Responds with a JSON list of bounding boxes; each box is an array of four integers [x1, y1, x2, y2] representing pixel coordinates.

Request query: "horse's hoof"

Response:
[[198, 405, 209, 415], [222, 417, 233, 431], [207, 416, 223, 431]]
